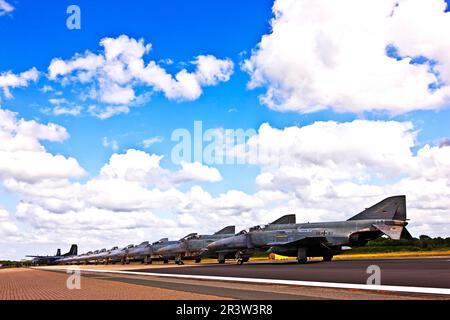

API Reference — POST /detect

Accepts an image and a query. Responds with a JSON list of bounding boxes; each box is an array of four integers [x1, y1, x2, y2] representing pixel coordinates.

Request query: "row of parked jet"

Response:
[[28, 196, 412, 266]]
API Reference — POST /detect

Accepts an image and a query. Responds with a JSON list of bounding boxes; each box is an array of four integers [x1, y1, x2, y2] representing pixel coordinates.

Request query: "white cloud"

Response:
[[0, 68, 39, 99], [237, 120, 450, 236], [52, 105, 82, 116], [99, 150, 166, 186], [0, 108, 86, 183], [48, 35, 234, 114], [0, 0, 14, 16], [244, 0, 450, 114], [173, 161, 223, 184], [88, 105, 130, 119], [49, 98, 67, 105], [99, 149, 223, 187], [0, 208, 19, 242], [142, 136, 163, 148], [2, 108, 449, 259]]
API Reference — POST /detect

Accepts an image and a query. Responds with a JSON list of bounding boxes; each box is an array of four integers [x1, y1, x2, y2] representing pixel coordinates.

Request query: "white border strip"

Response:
[[37, 267, 450, 296]]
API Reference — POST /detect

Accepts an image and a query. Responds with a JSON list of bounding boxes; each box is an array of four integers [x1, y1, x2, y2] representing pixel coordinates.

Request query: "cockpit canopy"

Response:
[[185, 234, 201, 240], [181, 233, 197, 241]]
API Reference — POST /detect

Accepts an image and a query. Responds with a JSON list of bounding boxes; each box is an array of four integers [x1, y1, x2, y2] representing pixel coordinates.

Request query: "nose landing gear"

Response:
[[297, 247, 308, 264]]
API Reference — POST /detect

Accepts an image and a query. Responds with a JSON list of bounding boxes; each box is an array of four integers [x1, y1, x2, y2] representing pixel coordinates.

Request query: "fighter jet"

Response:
[[27, 244, 78, 265], [103, 245, 134, 264], [121, 239, 178, 264], [123, 241, 151, 264], [207, 196, 411, 264], [155, 226, 236, 265]]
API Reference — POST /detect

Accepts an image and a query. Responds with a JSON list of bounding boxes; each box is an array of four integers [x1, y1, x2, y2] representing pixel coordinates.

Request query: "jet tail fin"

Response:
[[214, 226, 235, 235], [348, 196, 407, 221], [65, 244, 78, 256], [270, 214, 296, 225], [56, 249, 61, 256]]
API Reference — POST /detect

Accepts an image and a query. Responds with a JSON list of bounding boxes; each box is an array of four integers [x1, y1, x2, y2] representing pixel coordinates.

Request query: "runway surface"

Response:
[[131, 257, 450, 289]]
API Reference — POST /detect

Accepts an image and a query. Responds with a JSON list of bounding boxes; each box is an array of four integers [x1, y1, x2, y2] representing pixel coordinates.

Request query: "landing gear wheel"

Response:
[[297, 247, 308, 264], [144, 256, 152, 265], [218, 259, 225, 264], [163, 259, 169, 264], [323, 254, 333, 262], [195, 258, 202, 263]]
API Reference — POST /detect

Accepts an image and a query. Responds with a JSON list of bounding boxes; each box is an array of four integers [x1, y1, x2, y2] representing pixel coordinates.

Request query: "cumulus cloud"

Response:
[[0, 0, 14, 16], [235, 120, 450, 236], [0, 108, 85, 183], [172, 161, 223, 184], [2, 109, 449, 258], [0, 68, 39, 99], [244, 0, 450, 114], [0, 208, 19, 242], [99, 149, 223, 187], [48, 35, 234, 117]]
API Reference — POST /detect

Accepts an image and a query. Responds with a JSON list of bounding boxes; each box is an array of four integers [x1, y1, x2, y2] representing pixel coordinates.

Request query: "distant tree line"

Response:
[[0, 260, 30, 268], [350, 235, 450, 253]]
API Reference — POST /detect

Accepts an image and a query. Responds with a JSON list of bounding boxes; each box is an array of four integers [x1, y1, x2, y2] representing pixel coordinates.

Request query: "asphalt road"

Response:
[[131, 257, 450, 289]]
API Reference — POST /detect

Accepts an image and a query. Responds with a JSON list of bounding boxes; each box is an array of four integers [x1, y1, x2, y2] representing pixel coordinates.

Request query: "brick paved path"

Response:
[[0, 268, 222, 300]]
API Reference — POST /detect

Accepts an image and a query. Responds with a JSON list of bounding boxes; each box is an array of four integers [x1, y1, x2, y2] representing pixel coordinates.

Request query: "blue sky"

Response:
[[1, 0, 450, 259], [1, 0, 364, 195], [2, 0, 447, 191]]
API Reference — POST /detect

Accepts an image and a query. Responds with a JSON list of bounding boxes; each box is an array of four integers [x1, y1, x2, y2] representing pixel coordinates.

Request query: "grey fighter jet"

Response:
[[207, 196, 411, 264], [123, 239, 180, 264], [104, 244, 134, 264], [155, 226, 236, 265], [122, 241, 153, 264]]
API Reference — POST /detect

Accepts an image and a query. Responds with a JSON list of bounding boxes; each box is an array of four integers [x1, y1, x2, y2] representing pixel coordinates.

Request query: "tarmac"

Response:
[[2, 256, 449, 300], [133, 257, 450, 289]]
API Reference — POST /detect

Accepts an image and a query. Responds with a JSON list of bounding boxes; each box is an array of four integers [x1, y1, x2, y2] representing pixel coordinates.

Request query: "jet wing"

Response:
[[267, 236, 328, 247]]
